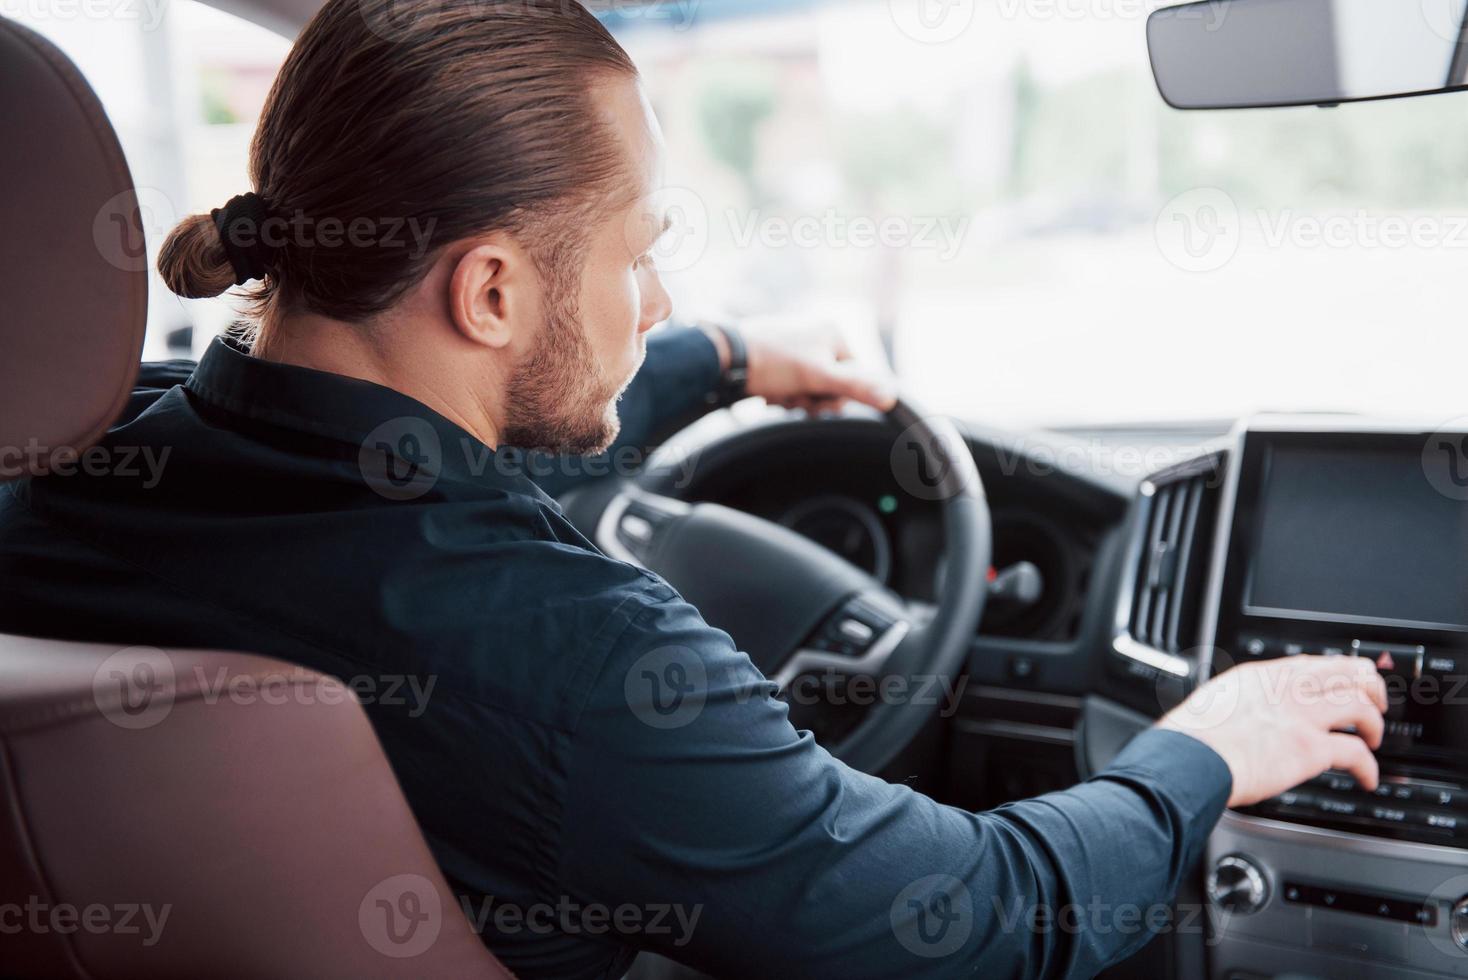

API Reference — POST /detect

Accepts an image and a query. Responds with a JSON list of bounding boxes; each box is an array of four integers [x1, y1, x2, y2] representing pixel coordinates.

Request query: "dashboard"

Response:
[[660, 419, 1119, 644], [1092, 418, 1468, 980]]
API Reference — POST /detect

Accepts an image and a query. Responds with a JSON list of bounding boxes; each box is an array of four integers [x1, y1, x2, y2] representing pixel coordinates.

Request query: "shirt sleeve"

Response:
[[557, 594, 1232, 979], [527, 326, 721, 498]]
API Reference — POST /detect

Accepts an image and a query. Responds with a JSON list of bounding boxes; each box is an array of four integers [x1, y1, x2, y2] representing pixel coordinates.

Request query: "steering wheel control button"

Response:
[[811, 595, 900, 657], [619, 514, 654, 545], [837, 618, 874, 645], [1208, 855, 1269, 915]]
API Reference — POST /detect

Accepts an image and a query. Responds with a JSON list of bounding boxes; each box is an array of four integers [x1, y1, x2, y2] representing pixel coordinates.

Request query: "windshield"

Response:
[[22, 0, 1468, 429], [613, 0, 1468, 428]]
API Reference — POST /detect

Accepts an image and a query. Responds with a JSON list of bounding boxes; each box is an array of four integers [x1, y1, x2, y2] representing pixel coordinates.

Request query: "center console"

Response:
[[1199, 419, 1468, 978]]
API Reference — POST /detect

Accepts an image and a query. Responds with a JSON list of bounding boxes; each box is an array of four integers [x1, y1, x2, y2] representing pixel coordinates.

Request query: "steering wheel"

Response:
[[593, 401, 991, 773]]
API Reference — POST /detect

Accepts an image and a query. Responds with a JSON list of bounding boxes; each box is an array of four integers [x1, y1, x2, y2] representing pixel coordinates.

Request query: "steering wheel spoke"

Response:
[[596, 488, 690, 566], [769, 592, 912, 689]]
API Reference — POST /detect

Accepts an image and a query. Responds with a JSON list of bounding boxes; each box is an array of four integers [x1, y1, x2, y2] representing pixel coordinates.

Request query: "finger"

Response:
[[1311, 683, 1385, 750], [803, 365, 897, 412], [1298, 655, 1389, 713], [1358, 668, 1389, 715], [1323, 732, 1380, 791], [805, 395, 849, 416]]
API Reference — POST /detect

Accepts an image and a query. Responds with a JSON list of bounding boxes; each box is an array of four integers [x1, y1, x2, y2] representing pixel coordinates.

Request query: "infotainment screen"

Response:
[[1247, 446, 1468, 631], [1216, 428, 1468, 832]]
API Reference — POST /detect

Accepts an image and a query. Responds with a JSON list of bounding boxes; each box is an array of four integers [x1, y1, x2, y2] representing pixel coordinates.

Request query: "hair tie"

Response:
[[210, 192, 277, 285]]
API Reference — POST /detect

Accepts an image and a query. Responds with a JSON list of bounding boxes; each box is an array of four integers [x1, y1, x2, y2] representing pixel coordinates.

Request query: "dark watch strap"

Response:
[[709, 324, 749, 407]]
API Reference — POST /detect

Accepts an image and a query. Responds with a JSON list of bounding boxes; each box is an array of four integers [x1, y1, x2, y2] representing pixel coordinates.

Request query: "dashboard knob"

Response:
[[1208, 855, 1269, 915], [1451, 897, 1468, 950]]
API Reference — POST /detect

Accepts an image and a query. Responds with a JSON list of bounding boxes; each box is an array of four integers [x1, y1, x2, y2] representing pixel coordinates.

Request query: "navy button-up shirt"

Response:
[[0, 329, 1230, 979]]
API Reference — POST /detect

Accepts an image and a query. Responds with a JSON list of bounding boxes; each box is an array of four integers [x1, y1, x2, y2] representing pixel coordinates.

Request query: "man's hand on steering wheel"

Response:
[[699, 323, 897, 414]]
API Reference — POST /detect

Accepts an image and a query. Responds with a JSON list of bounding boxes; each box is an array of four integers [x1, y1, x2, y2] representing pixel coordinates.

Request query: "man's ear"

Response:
[[447, 240, 532, 350]]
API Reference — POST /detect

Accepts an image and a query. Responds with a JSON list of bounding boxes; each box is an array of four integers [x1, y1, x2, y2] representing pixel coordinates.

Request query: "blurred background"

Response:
[[14, 0, 1468, 427]]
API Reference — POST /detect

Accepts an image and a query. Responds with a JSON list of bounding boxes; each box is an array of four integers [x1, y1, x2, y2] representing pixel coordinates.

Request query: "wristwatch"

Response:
[[707, 324, 749, 407]]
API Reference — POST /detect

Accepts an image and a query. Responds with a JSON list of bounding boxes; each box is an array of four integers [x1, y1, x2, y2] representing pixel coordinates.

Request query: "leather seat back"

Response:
[[0, 641, 510, 978], [0, 16, 508, 978]]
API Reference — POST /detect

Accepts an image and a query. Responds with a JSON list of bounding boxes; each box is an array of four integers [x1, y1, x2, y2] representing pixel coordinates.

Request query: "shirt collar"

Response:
[[185, 336, 554, 505]]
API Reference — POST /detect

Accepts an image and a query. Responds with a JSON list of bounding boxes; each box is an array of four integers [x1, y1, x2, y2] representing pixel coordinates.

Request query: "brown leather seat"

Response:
[[0, 17, 510, 979]]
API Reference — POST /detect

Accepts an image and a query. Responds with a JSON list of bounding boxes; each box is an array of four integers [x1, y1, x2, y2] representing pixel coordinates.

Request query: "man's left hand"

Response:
[[701, 325, 897, 414]]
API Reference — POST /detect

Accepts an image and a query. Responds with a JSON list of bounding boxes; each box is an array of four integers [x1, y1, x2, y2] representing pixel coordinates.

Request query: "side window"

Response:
[[13, 3, 289, 359]]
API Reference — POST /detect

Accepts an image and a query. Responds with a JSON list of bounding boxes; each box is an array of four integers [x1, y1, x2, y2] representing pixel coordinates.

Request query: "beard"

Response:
[[500, 284, 643, 456]]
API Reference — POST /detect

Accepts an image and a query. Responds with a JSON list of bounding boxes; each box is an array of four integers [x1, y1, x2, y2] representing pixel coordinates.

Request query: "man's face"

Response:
[[501, 76, 673, 456]]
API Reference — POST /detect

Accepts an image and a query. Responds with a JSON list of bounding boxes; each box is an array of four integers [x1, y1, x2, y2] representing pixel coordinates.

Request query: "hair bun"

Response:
[[157, 213, 237, 299]]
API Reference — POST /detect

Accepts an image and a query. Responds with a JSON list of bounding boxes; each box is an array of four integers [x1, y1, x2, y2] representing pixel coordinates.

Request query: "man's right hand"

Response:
[[1159, 655, 1388, 808]]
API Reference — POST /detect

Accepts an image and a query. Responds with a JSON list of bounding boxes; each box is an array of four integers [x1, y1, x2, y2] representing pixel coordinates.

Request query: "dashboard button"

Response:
[[1239, 635, 1271, 658], [1314, 773, 1357, 794], [1426, 787, 1462, 808], [1373, 781, 1415, 802], [1425, 812, 1462, 832], [1318, 798, 1359, 817], [1352, 640, 1425, 678], [1275, 789, 1316, 808], [1425, 653, 1462, 675]]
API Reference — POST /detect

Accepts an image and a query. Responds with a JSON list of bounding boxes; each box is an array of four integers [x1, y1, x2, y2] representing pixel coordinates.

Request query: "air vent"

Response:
[[1127, 469, 1221, 657]]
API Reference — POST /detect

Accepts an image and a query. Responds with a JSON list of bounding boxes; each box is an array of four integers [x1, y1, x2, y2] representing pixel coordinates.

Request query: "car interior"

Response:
[[6, 0, 1468, 978]]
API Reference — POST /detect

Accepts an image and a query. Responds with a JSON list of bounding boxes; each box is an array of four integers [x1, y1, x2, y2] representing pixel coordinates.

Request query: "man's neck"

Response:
[[256, 312, 504, 449]]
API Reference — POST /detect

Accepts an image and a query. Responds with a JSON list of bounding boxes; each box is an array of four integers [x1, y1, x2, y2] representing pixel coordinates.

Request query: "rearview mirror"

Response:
[[1148, 0, 1468, 109]]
